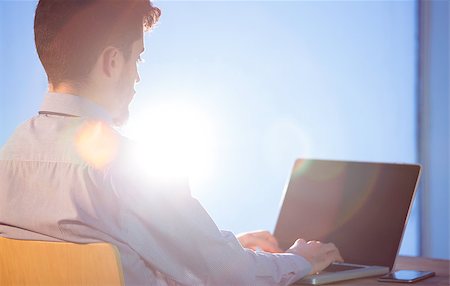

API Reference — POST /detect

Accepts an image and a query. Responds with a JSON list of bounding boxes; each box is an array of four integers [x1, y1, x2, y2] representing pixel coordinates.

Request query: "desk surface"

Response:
[[329, 256, 449, 286]]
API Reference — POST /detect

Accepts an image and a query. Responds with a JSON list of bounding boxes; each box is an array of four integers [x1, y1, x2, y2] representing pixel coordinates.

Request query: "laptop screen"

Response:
[[274, 159, 420, 270]]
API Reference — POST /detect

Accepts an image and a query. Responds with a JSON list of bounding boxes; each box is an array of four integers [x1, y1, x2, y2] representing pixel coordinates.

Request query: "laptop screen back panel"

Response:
[[274, 159, 420, 270]]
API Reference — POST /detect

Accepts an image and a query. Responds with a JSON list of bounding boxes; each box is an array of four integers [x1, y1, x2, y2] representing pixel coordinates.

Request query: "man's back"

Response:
[[0, 93, 315, 286], [0, 94, 159, 285]]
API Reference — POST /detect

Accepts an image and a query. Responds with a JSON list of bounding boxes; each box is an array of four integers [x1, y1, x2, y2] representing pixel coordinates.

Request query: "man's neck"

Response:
[[48, 82, 85, 96], [48, 83, 113, 117]]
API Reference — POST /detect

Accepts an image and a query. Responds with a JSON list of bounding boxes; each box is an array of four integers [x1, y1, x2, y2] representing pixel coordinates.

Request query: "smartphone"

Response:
[[378, 270, 435, 283]]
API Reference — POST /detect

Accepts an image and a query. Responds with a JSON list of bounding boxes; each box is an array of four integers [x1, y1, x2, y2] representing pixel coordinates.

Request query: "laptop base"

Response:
[[295, 262, 389, 285]]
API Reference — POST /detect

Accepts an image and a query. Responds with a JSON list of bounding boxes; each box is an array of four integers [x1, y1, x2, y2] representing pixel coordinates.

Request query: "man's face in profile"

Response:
[[112, 35, 145, 126]]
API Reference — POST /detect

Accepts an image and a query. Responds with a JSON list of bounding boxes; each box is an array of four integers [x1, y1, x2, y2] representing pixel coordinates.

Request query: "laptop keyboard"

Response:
[[322, 263, 365, 273]]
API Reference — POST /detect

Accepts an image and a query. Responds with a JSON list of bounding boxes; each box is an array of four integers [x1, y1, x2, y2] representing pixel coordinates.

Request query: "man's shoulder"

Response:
[[0, 115, 129, 169], [0, 116, 40, 160]]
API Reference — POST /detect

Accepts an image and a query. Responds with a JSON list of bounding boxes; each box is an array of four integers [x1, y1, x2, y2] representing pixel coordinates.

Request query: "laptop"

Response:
[[273, 159, 421, 285]]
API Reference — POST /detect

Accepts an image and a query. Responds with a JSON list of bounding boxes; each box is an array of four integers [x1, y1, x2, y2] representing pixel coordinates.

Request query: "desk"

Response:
[[329, 256, 449, 285]]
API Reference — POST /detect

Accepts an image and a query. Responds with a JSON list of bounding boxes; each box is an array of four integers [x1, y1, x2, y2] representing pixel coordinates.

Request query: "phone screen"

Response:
[[378, 270, 435, 283]]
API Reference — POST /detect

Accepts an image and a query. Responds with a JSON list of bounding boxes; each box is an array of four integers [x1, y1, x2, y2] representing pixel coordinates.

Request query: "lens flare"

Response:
[[292, 159, 314, 178], [75, 121, 119, 169], [292, 160, 381, 239]]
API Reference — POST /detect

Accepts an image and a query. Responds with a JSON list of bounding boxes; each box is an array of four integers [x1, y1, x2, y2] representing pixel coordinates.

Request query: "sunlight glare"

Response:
[[124, 102, 217, 182]]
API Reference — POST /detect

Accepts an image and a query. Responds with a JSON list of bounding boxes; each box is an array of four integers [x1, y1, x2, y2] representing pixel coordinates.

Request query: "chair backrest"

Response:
[[0, 236, 124, 286]]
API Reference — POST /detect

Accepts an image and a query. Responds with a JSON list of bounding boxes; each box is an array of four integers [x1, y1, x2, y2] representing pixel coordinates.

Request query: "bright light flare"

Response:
[[124, 102, 217, 182], [75, 121, 119, 169]]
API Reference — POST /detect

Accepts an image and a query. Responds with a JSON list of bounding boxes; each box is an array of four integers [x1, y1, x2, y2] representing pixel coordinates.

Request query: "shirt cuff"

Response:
[[280, 253, 312, 284], [251, 250, 312, 285]]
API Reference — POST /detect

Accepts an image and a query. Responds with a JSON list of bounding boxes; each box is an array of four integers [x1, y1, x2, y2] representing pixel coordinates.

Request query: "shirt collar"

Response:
[[39, 92, 113, 124]]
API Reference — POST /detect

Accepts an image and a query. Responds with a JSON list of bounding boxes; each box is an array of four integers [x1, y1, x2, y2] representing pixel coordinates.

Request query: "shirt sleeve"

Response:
[[220, 230, 312, 285], [102, 142, 312, 285]]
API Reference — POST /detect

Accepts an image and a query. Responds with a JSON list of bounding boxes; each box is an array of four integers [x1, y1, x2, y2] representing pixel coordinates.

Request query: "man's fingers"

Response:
[[251, 230, 271, 237], [251, 230, 279, 246], [237, 230, 283, 253], [322, 242, 337, 253], [306, 241, 344, 263], [332, 249, 344, 262], [324, 243, 344, 262], [250, 236, 282, 253], [295, 238, 307, 245]]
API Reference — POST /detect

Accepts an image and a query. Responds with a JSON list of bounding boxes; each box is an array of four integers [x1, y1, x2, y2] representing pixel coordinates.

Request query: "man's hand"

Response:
[[237, 230, 282, 253], [286, 239, 344, 275]]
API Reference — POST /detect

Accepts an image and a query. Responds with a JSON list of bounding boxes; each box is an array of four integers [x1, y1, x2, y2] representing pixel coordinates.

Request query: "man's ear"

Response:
[[102, 47, 121, 78]]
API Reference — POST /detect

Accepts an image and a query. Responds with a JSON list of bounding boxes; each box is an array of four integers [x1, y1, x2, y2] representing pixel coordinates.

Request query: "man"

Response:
[[0, 1, 342, 285]]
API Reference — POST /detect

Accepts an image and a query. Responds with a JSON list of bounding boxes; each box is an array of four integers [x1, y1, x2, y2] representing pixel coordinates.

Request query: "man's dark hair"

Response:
[[34, 0, 160, 86]]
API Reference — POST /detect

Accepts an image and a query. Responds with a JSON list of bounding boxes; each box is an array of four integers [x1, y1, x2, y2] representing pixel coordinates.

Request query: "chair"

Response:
[[0, 236, 123, 286]]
